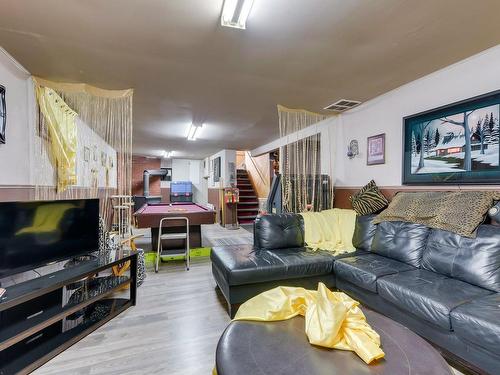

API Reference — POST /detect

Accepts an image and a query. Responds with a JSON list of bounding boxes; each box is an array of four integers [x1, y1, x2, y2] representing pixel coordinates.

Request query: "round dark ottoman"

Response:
[[215, 308, 453, 375]]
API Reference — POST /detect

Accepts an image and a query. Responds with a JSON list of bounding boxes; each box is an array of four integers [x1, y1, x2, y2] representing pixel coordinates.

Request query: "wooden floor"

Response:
[[33, 259, 231, 375], [32, 252, 462, 375]]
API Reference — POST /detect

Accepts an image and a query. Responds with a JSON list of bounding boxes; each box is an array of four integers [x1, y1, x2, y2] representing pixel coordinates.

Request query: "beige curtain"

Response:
[[278, 105, 334, 212], [32, 77, 133, 227]]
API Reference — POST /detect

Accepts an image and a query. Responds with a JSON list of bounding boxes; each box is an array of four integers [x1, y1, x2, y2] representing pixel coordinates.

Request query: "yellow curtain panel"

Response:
[[34, 85, 78, 192], [234, 283, 385, 365]]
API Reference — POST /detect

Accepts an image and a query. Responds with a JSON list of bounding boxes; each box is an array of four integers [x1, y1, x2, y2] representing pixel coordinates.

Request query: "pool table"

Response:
[[134, 202, 216, 250]]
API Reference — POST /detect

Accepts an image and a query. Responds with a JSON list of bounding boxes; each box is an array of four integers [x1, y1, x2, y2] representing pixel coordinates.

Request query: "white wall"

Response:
[[207, 149, 237, 188], [251, 44, 500, 188], [33, 117, 117, 188], [161, 158, 208, 204], [172, 158, 207, 204], [0, 47, 118, 189], [0, 48, 32, 186], [252, 116, 340, 179], [335, 44, 500, 187]]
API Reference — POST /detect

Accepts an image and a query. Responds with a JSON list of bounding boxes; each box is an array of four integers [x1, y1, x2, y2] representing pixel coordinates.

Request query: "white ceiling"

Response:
[[1, 0, 500, 159]]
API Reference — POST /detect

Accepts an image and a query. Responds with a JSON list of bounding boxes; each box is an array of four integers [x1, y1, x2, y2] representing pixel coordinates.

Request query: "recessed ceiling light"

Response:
[[187, 123, 203, 141], [221, 0, 254, 29]]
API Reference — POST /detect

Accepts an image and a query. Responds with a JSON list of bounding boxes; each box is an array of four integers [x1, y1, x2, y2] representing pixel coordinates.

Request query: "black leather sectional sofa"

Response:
[[211, 213, 500, 374]]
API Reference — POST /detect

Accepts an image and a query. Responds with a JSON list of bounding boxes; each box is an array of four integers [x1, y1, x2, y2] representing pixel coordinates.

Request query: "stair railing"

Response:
[[244, 151, 268, 194]]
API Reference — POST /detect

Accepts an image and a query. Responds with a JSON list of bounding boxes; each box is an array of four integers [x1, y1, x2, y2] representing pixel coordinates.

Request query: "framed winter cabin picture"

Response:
[[403, 90, 500, 184]]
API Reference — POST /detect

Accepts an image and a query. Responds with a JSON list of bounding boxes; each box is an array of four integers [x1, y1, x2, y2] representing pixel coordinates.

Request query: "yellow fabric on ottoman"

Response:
[[234, 283, 385, 364], [300, 208, 357, 255]]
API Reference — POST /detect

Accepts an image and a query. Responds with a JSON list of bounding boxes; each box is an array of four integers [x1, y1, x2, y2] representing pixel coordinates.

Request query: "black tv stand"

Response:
[[0, 250, 137, 374]]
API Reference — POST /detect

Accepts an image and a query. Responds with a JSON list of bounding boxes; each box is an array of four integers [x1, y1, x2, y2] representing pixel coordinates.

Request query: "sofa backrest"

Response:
[[422, 225, 500, 292], [254, 213, 305, 250], [371, 221, 430, 267], [352, 215, 378, 251]]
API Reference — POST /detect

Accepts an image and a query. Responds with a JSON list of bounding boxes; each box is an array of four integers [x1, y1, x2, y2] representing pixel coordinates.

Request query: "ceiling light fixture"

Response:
[[187, 123, 203, 141], [161, 150, 173, 158], [221, 0, 254, 29]]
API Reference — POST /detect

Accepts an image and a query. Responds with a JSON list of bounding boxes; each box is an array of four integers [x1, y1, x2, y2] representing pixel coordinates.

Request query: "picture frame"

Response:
[[0, 85, 6, 144], [367, 133, 385, 165], [213, 157, 221, 183], [403, 90, 500, 185], [93, 146, 98, 161], [84, 146, 90, 162]]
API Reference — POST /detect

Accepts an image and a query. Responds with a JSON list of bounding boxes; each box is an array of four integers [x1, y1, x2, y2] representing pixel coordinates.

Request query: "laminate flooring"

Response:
[[33, 259, 230, 375], [33, 250, 463, 375]]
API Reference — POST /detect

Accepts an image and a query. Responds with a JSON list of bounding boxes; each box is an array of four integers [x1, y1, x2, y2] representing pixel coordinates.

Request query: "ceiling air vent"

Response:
[[324, 99, 361, 112]]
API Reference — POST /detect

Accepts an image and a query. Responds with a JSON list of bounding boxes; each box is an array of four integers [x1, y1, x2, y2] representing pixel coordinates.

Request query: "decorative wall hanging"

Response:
[[403, 90, 500, 184], [101, 151, 107, 167], [84, 146, 90, 162], [0, 85, 5, 144], [214, 157, 221, 183], [347, 139, 359, 159], [367, 134, 385, 165]]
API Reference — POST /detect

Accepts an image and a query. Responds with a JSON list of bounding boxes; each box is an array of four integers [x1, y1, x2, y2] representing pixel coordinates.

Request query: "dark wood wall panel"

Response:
[[208, 188, 236, 225], [0, 187, 34, 201], [160, 188, 171, 203]]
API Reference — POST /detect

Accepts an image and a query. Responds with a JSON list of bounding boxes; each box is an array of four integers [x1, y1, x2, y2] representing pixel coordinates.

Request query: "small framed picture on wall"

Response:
[[367, 133, 385, 165], [84, 146, 90, 162], [0, 85, 6, 144]]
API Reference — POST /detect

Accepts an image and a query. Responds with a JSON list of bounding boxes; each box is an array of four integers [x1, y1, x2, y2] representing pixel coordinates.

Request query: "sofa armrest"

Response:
[[254, 213, 305, 249]]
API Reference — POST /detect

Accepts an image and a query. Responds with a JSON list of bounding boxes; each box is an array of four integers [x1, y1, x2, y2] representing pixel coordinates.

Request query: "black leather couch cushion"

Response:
[[377, 269, 492, 330], [334, 254, 414, 293], [254, 213, 305, 250], [210, 244, 336, 286], [352, 215, 378, 251], [371, 221, 430, 267], [423, 225, 500, 292], [450, 294, 500, 355]]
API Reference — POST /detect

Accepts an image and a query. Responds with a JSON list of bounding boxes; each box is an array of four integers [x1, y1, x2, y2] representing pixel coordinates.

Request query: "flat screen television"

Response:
[[0, 199, 99, 278]]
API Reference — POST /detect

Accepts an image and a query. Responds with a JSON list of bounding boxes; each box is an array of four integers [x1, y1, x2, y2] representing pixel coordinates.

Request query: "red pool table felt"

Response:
[[134, 202, 216, 228], [141, 203, 209, 214]]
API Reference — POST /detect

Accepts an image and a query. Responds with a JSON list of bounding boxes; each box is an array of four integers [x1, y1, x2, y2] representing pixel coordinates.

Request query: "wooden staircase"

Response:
[[236, 169, 259, 225]]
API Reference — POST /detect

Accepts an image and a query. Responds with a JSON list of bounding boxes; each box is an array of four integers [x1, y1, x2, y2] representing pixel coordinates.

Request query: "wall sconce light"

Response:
[[488, 202, 500, 223], [347, 140, 359, 159]]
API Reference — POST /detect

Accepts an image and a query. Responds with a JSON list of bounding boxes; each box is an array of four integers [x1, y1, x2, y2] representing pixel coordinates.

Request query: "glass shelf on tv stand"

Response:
[[0, 249, 135, 311], [0, 249, 137, 375]]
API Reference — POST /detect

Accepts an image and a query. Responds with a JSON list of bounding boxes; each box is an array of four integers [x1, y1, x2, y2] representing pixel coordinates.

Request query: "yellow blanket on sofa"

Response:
[[300, 208, 357, 255]]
